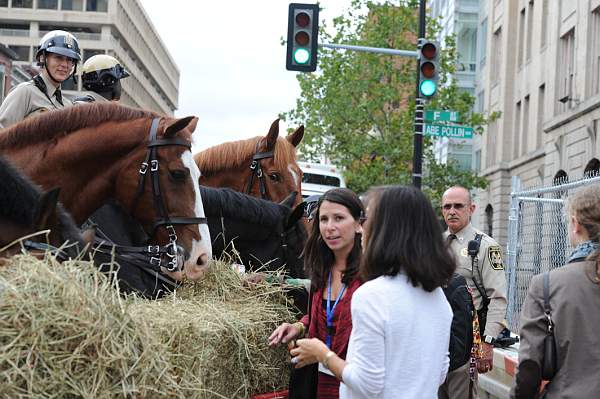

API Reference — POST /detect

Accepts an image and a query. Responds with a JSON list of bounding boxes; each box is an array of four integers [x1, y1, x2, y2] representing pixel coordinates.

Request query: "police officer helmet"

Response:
[[81, 54, 130, 91], [36, 30, 81, 63]]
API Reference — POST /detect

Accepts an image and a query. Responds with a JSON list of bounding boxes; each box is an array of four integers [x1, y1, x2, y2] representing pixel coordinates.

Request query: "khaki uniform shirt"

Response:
[[444, 223, 508, 337], [0, 73, 73, 129]]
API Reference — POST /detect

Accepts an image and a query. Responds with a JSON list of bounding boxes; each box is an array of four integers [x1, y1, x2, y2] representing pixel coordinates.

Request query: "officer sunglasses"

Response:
[[442, 203, 468, 211]]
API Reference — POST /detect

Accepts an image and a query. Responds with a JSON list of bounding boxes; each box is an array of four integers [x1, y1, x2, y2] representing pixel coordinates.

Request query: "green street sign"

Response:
[[424, 110, 460, 122], [424, 123, 473, 139]]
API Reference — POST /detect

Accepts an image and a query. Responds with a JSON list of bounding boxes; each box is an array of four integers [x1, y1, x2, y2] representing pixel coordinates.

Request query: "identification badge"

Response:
[[318, 362, 334, 377], [461, 248, 469, 257], [488, 246, 504, 270]]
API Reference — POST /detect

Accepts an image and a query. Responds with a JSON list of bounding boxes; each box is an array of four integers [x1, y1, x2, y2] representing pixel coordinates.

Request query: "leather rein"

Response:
[[244, 141, 274, 200]]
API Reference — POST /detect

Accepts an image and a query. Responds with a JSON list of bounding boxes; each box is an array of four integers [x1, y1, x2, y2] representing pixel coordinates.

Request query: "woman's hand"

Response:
[[289, 338, 329, 368], [268, 322, 301, 346]]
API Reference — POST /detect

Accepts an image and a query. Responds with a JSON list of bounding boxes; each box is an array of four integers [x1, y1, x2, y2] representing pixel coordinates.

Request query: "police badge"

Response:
[[487, 246, 504, 270]]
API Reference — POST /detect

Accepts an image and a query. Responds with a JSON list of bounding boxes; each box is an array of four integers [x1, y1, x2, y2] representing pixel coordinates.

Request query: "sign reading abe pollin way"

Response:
[[423, 123, 473, 139]]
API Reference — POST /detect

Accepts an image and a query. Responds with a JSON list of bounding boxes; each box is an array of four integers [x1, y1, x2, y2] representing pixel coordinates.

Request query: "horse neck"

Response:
[[5, 121, 149, 224]]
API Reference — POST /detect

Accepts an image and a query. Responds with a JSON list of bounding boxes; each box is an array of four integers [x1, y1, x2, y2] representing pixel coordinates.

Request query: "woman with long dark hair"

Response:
[[291, 185, 455, 398], [268, 188, 365, 398]]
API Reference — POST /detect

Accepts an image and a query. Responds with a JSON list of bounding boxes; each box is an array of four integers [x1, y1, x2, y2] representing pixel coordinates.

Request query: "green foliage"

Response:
[[282, 0, 494, 198]]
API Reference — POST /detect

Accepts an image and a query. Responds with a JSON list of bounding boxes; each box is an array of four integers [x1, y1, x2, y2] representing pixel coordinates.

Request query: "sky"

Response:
[[140, 0, 353, 152]]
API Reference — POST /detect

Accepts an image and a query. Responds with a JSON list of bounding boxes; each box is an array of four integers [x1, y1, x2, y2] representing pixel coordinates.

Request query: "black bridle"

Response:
[[245, 141, 274, 200], [125, 117, 207, 273]]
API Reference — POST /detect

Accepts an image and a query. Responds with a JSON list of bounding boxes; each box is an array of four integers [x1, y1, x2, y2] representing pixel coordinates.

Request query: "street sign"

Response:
[[424, 110, 460, 122], [424, 123, 473, 139]]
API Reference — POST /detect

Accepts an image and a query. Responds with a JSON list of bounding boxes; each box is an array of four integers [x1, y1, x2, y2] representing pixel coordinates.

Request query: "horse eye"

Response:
[[170, 169, 187, 181], [269, 173, 281, 182]]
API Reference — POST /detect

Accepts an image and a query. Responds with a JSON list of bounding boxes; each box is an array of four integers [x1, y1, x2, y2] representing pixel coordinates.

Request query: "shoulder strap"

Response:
[[469, 233, 489, 306], [543, 272, 554, 333], [32, 75, 59, 110]]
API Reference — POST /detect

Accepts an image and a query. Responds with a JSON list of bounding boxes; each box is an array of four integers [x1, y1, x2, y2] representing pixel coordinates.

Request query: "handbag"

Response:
[[541, 272, 557, 381], [288, 290, 318, 399]]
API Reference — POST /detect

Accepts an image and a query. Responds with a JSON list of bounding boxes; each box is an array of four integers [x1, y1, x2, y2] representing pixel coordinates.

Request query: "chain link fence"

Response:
[[505, 172, 600, 332]]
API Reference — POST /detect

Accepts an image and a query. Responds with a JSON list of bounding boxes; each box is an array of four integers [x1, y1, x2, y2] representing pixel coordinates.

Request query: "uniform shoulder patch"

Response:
[[487, 246, 504, 270]]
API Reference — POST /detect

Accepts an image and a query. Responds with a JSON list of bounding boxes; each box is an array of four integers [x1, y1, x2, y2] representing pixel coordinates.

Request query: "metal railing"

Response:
[[0, 28, 29, 37], [506, 172, 600, 332]]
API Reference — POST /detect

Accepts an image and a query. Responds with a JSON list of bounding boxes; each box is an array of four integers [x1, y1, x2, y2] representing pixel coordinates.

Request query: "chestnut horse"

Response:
[[0, 155, 92, 260], [195, 118, 304, 206], [0, 102, 211, 281]]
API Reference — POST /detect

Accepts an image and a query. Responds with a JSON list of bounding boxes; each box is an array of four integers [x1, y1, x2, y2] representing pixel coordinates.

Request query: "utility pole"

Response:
[[412, 0, 427, 189]]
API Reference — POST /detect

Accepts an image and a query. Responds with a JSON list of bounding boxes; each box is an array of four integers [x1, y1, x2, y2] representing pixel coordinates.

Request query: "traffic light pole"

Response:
[[412, 0, 427, 189], [319, 42, 418, 58]]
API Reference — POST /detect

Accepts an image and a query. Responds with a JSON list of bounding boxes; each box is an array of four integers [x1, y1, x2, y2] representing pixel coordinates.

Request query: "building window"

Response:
[[477, 90, 485, 113], [485, 204, 494, 237], [537, 84, 545, 148], [526, 1, 534, 61], [589, 7, 600, 96], [12, 0, 33, 7], [479, 18, 487, 68], [584, 158, 600, 177], [518, 8, 526, 67], [474, 149, 481, 172], [514, 100, 522, 156], [0, 0, 7, 6], [8, 45, 29, 62], [86, 0, 108, 12], [62, 0, 83, 10], [491, 27, 502, 85], [541, 0, 549, 48], [522, 95, 530, 155], [38, 0, 58, 9], [557, 29, 576, 112]]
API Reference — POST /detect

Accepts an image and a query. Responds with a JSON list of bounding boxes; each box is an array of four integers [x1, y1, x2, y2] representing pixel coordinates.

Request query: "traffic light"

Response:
[[286, 3, 319, 72], [418, 40, 440, 98]]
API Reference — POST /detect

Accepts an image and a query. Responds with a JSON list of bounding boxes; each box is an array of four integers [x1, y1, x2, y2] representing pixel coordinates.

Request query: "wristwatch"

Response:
[[483, 335, 496, 345]]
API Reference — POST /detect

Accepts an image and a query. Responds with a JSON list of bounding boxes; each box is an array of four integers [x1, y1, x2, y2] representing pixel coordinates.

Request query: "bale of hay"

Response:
[[0, 254, 295, 398]]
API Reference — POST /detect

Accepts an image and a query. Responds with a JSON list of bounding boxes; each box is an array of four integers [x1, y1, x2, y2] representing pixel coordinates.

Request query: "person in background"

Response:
[[291, 185, 455, 399], [440, 185, 507, 398], [74, 54, 130, 103], [511, 184, 600, 398], [0, 30, 81, 129], [268, 188, 365, 399]]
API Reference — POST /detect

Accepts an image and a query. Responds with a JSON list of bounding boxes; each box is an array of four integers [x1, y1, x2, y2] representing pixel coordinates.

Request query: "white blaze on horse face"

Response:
[[288, 164, 299, 188], [181, 150, 212, 277]]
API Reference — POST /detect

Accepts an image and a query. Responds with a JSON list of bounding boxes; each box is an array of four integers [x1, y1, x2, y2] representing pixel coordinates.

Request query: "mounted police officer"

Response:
[[439, 186, 508, 399], [74, 54, 130, 103], [0, 30, 81, 129]]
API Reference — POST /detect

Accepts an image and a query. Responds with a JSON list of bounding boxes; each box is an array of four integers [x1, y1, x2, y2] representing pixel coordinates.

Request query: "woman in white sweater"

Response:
[[291, 185, 455, 399]]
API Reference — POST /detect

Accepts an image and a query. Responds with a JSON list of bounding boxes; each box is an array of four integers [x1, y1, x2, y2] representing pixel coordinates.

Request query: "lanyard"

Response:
[[325, 271, 346, 348]]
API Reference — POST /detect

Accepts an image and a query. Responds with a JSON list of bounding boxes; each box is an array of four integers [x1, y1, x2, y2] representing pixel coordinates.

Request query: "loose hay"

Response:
[[0, 254, 295, 398]]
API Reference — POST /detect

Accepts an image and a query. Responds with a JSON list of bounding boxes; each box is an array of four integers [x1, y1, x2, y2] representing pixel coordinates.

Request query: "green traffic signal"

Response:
[[419, 80, 437, 97], [293, 48, 310, 64]]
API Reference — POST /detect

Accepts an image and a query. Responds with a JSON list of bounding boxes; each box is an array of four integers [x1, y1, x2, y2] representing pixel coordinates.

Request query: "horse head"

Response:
[[195, 118, 305, 207], [0, 156, 93, 260], [115, 115, 212, 281]]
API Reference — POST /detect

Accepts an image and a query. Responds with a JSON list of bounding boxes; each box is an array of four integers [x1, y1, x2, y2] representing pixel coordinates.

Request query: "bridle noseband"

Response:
[[245, 141, 274, 200], [129, 117, 207, 272]]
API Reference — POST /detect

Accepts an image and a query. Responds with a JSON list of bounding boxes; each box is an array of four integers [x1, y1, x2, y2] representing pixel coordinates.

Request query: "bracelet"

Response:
[[292, 322, 305, 338], [322, 350, 335, 369]]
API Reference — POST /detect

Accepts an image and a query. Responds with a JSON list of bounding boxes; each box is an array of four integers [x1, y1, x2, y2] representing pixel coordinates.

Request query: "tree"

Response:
[[282, 0, 496, 202]]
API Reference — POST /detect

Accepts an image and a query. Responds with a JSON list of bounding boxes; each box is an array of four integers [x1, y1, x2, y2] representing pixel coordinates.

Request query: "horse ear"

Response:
[[33, 187, 61, 231], [286, 202, 306, 230], [265, 118, 280, 151], [279, 191, 297, 208], [286, 125, 304, 147], [164, 116, 198, 137]]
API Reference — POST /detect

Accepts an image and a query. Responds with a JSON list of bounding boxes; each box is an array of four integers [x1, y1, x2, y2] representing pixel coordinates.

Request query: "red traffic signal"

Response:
[[286, 3, 319, 72]]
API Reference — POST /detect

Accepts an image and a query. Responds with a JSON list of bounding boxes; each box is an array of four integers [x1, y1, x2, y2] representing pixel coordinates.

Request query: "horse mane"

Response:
[[0, 102, 159, 149], [200, 186, 288, 228], [197, 135, 297, 176]]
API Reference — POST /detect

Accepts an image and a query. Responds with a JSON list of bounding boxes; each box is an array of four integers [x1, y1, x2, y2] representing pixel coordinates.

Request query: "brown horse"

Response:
[[194, 118, 304, 206], [0, 102, 211, 281]]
